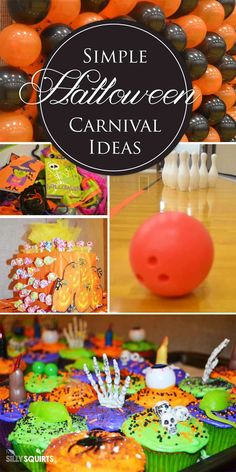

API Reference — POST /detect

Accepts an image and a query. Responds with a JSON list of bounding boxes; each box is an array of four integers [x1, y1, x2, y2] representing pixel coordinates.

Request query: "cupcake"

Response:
[[46, 381, 97, 413], [25, 361, 67, 394], [211, 341, 236, 386], [122, 402, 209, 472], [179, 339, 233, 398], [45, 430, 146, 472], [76, 354, 144, 431], [65, 355, 103, 374], [0, 360, 44, 449], [0, 358, 26, 376], [59, 347, 93, 369], [90, 329, 122, 359], [188, 390, 236, 455], [129, 364, 195, 408], [126, 374, 146, 395], [23, 351, 59, 367], [118, 350, 151, 375], [9, 401, 88, 472], [211, 368, 236, 386], [123, 326, 156, 362]]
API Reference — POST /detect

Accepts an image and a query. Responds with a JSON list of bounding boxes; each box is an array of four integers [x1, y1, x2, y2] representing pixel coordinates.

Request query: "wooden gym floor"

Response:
[[110, 172, 236, 314]]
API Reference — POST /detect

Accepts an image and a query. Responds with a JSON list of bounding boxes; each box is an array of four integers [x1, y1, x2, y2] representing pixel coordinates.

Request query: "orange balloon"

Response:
[[228, 107, 236, 120], [203, 126, 221, 141], [192, 0, 225, 32], [180, 134, 189, 142], [161, 0, 182, 18], [0, 114, 33, 141], [0, 24, 42, 68], [174, 15, 207, 48], [192, 84, 203, 111], [194, 65, 222, 95], [101, 0, 137, 18], [216, 84, 236, 110], [71, 13, 103, 29], [224, 6, 236, 28], [216, 24, 236, 51], [23, 56, 45, 78], [48, 0, 81, 24]]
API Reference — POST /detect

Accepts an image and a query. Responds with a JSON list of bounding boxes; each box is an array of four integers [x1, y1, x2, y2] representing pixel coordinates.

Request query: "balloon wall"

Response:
[[0, 0, 235, 142]]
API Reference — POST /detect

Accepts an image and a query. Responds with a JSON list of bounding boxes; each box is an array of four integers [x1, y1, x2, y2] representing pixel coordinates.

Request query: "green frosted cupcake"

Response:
[[188, 390, 236, 456], [8, 402, 87, 472], [59, 348, 93, 368], [122, 403, 209, 472], [179, 377, 233, 399]]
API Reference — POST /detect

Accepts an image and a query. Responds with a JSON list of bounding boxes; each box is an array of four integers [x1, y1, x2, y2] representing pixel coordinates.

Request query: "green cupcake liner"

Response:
[[205, 425, 236, 456], [143, 447, 200, 472], [11, 440, 47, 472]]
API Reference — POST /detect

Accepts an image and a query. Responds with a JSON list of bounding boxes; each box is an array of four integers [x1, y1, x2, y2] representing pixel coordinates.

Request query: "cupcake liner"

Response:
[[205, 424, 236, 456], [143, 447, 200, 472], [11, 440, 47, 472], [0, 420, 15, 449]]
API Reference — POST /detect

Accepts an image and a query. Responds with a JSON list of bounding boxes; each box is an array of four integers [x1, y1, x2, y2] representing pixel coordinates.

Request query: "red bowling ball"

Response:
[[130, 211, 214, 297]]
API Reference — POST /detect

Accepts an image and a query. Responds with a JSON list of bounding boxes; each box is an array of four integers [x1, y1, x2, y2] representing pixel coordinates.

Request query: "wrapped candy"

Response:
[[27, 267, 37, 276], [45, 241, 53, 252], [36, 309, 47, 313], [27, 306, 39, 313], [33, 279, 40, 289], [30, 292, 39, 301], [39, 241, 46, 252], [15, 258, 24, 266], [14, 283, 26, 292], [10, 259, 17, 267], [14, 300, 24, 309], [44, 256, 56, 265], [19, 289, 31, 299], [47, 272, 57, 282], [24, 296, 33, 306], [24, 257, 33, 265], [28, 277, 35, 285], [45, 294, 52, 306], [40, 279, 49, 289], [35, 257, 44, 268], [39, 293, 46, 303], [77, 240, 85, 247], [67, 240, 75, 251]]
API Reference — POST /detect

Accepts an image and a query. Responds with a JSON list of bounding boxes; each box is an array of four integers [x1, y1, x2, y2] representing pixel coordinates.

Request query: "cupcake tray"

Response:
[[0, 351, 235, 472]]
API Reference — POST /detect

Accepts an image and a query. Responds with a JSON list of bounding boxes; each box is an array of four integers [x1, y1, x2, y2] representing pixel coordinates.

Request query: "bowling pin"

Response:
[[199, 152, 208, 189], [177, 151, 190, 191], [189, 152, 200, 191], [168, 151, 178, 189], [208, 154, 218, 188], [162, 155, 170, 186]]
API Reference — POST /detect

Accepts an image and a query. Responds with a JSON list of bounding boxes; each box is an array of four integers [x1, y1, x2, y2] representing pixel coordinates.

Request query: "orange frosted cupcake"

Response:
[[0, 387, 9, 402], [129, 386, 196, 408], [45, 430, 145, 472], [0, 358, 26, 376], [211, 368, 236, 386], [31, 342, 66, 353], [46, 382, 97, 413]]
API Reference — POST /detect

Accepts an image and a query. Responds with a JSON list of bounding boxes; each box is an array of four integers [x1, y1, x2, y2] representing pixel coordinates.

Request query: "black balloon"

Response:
[[163, 23, 187, 52], [81, 0, 109, 13], [217, 54, 236, 82], [217, 0, 235, 18], [41, 24, 73, 56], [7, 0, 51, 25], [130, 2, 166, 32], [183, 49, 208, 80], [172, 0, 199, 17], [199, 95, 226, 125], [215, 114, 236, 141], [199, 33, 226, 65], [0, 66, 32, 112], [186, 113, 209, 141], [115, 16, 136, 21]]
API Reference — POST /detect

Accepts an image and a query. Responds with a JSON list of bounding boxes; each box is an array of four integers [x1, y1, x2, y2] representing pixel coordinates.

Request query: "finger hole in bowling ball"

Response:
[[158, 274, 169, 282], [148, 256, 158, 266], [136, 274, 144, 282]]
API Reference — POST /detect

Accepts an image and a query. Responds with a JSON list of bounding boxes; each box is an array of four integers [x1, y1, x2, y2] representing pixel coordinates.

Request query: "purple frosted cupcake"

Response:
[[79, 353, 144, 432], [77, 399, 144, 431], [188, 390, 236, 455], [174, 367, 187, 385], [23, 352, 59, 365], [0, 397, 31, 448]]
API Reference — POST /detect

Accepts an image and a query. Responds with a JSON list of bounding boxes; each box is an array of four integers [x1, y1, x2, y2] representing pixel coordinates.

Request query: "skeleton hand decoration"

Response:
[[202, 338, 230, 384], [154, 401, 190, 435], [84, 353, 130, 408], [63, 317, 87, 349]]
